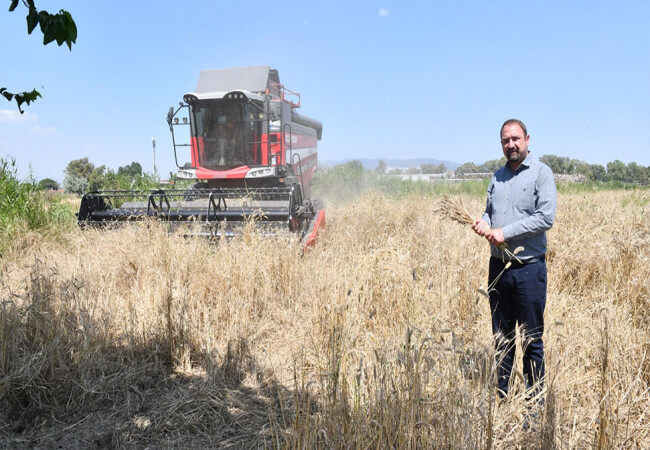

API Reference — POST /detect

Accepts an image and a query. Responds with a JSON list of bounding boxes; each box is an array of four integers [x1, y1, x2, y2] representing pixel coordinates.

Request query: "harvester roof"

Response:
[[195, 65, 278, 95]]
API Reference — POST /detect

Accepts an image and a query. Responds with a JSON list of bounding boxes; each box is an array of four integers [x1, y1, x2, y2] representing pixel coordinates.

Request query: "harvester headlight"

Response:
[[245, 167, 275, 178], [174, 118, 179, 124], [183, 117, 188, 124], [183, 94, 199, 104]]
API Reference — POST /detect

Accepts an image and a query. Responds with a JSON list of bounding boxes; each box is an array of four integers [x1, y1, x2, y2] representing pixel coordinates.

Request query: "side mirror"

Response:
[[166, 106, 174, 125]]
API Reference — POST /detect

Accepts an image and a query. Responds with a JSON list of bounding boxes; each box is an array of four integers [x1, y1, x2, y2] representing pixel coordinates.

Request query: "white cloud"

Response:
[[30, 126, 58, 136], [379, 8, 390, 17], [0, 109, 38, 123]]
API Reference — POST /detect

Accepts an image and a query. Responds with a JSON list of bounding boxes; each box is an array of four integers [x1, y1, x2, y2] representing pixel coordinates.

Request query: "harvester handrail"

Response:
[[269, 83, 300, 108]]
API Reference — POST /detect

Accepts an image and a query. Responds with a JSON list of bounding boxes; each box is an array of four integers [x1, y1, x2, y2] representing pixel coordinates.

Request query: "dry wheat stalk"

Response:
[[435, 194, 522, 263], [436, 194, 475, 226]]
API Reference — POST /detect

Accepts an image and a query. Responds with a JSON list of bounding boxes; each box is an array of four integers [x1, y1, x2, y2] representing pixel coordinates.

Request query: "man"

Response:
[[472, 119, 557, 399], [215, 112, 242, 165]]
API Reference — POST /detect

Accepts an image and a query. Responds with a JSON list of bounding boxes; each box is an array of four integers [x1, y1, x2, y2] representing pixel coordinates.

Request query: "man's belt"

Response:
[[492, 255, 545, 267]]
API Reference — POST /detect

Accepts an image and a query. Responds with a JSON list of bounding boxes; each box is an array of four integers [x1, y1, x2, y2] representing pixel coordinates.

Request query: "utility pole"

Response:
[[151, 137, 157, 174]]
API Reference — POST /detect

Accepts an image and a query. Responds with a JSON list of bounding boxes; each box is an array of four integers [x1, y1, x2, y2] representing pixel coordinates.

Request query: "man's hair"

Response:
[[500, 119, 528, 137]]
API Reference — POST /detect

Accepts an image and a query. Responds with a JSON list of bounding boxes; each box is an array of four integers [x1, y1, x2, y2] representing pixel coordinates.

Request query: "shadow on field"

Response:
[[0, 262, 307, 449], [1, 335, 302, 449]]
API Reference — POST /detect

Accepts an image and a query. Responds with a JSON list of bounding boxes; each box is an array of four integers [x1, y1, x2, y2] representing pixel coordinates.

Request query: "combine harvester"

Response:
[[77, 66, 325, 246]]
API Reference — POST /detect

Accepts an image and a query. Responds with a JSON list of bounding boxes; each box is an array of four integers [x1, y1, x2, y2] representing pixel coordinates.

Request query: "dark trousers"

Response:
[[488, 257, 547, 397]]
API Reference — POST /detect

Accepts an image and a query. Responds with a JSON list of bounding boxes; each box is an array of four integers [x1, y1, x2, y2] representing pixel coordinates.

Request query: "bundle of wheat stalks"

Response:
[[435, 194, 476, 226], [435, 194, 522, 262]]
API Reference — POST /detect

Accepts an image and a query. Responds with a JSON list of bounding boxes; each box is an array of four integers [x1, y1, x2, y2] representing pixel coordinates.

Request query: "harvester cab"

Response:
[[78, 66, 325, 246], [168, 66, 322, 195]]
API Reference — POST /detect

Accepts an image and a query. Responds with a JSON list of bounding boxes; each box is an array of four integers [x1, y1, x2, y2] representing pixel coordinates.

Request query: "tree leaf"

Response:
[[0, 89, 41, 113], [37, 9, 77, 49], [1, 88, 14, 102], [61, 10, 77, 49], [9, 0, 19, 12], [26, 8, 39, 34], [38, 10, 54, 44]]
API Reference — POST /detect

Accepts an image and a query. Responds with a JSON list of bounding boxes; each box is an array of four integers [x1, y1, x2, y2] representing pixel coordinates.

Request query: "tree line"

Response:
[[537, 155, 648, 184], [34, 158, 158, 193], [374, 155, 649, 184], [33, 153, 650, 194]]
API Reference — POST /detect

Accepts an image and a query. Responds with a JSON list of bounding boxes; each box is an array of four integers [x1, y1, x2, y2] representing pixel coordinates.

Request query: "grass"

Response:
[[312, 164, 490, 205], [0, 183, 649, 447], [0, 158, 76, 255]]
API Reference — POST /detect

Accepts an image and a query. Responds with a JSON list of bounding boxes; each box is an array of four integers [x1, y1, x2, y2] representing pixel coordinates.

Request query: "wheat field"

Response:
[[0, 189, 648, 448]]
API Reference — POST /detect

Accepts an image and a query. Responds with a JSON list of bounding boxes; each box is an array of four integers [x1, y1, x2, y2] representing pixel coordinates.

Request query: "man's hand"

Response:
[[472, 220, 505, 246], [472, 219, 490, 236], [486, 228, 505, 246]]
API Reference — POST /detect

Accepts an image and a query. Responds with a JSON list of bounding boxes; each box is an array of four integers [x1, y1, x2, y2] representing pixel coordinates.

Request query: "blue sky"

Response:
[[1, 0, 648, 182]]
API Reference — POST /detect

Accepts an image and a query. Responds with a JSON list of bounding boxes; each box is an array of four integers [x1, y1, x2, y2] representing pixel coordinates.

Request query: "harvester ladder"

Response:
[[284, 123, 305, 196]]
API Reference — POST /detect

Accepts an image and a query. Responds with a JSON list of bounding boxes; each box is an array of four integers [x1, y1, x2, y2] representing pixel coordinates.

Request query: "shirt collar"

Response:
[[506, 152, 533, 172]]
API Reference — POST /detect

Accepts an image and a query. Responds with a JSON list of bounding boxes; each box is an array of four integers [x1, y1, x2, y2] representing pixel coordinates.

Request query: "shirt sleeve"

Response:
[[481, 176, 494, 226], [501, 165, 557, 241]]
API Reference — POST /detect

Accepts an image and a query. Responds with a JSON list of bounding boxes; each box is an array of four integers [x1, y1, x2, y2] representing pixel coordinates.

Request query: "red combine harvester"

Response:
[[77, 66, 325, 246]]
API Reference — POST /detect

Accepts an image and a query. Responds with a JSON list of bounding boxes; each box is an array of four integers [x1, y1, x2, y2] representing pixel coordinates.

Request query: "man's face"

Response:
[[500, 124, 529, 167]]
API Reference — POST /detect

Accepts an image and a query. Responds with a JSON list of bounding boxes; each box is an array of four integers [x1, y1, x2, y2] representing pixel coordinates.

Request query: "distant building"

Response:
[[386, 171, 454, 182], [554, 173, 586, 183], [456, 172, 493, 180]]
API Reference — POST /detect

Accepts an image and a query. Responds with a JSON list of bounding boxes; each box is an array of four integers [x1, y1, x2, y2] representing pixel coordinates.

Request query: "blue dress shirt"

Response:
[[481, 154, 557, 260]]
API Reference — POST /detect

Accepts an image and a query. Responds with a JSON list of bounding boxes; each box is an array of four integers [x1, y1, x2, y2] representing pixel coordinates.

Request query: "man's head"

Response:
[[500, 119, 529, 170]]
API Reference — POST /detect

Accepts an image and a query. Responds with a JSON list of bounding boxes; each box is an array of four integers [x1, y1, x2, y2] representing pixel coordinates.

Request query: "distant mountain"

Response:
[[319, 157, 461, 171]]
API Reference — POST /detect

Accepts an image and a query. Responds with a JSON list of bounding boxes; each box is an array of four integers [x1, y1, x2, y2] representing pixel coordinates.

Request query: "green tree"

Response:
[[573, 160, 592, 178], [37, 178, 59, 190], [406, 167, 422, 174], [63, 174, 87, 194], [64, 157, 94, 180], [455, 162, 481, 175], [420, 163, 436, 174], [484, 158, 506, 172], [605, 160, 627, 182], [342, 160, 364, 178], [375, 160, 387, 175], [626, 162, 648, 184], [589, 164, 606, 182], [118, 162, 143, 178], [63, 157, 94, 194], [3, 1, 77, 112], [88, 165, 108, 192], [540, 155, 572, 174], [421, 163, 447, 174]]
